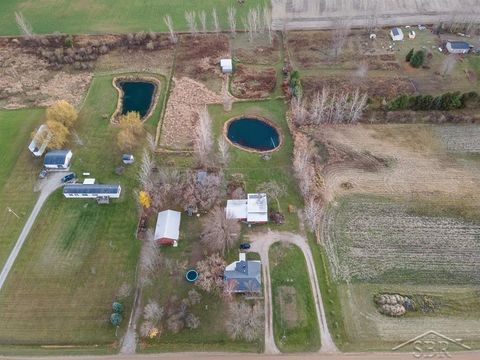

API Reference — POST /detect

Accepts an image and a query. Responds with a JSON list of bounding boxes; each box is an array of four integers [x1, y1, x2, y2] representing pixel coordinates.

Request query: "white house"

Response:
[[220, 59, 233, 73], [446, 41, 471, 54], [226, 193, 268, 223], [28, 124, 51, 157], [154, 210, 181, 246], [390, 28, 404, 41], [63, 184, 122, 199], [43, 150, 73, 169]]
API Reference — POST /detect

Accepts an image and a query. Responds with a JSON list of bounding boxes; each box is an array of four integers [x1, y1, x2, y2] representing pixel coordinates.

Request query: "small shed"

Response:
[[226, 193, 268, 224], [408, 30, 416, 39], [154, 210, 181, 246], [122, 154, 135, 164], [28, 124, 51, 157], [390, 27, 404, 41], [220, 59, 233, 73], [44, 150, 72, 169], [446, 41, 472, 54]]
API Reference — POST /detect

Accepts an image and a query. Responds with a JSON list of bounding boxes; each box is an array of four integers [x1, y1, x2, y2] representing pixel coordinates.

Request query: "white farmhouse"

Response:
[[63, 184, 122, 199], [43, 150, 72, 169]]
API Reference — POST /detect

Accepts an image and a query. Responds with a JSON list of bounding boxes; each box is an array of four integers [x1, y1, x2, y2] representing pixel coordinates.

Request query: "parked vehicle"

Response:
[[61, 172, 76, 183], [239, 243, 251, 250], [38, 169, 47, 179]]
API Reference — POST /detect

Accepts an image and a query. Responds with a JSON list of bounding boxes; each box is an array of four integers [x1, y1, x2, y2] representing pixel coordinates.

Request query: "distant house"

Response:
[[43, 150, 72, 169], [63, 184, 122, 199], [28, 124, 51, 157], [224, 253, 262, 293], [390, 27, 404, 41], [220, 59, 233, 73], [122, 154, 134, 164], [226, 193, 268, 223], [154, 210, 181, 246], [446, 41, 472, 54]]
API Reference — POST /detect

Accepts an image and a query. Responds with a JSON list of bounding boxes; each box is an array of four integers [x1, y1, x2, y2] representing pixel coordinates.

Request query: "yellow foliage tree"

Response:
[[46, 100, 78, 128], [138, 191, 151, 209], [119, 111, 143, 136], [117, 129, 136, 151], [45, 120, 70, 149]]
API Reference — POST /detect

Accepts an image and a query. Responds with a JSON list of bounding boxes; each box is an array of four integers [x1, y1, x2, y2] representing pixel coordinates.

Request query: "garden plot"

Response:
[[231, 65, 277, 99], [232, 33, 281, 66], [435, 125, 480, 153], [323, 195, 480, 284]]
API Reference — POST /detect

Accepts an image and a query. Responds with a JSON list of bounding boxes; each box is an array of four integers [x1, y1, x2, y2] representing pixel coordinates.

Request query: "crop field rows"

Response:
[[323, 195, 480, 284], [436, 125, 480, 153]]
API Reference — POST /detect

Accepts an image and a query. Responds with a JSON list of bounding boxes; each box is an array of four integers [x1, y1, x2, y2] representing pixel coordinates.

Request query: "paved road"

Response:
[[248, 230, 338, 354], [0, 172, 63, 291]]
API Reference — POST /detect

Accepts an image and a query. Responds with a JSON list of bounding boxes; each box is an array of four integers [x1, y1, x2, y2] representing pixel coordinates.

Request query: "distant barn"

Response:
[[446, 41, 472, 54]]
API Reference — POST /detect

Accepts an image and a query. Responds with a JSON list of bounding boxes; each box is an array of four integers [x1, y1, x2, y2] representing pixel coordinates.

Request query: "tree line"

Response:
[[387, 91, 480, 111]]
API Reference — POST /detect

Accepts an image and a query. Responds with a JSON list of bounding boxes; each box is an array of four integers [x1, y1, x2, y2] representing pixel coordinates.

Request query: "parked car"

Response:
[[38, 169, 47, 179], [239, 243, 251, 250], [61, 172, 76, 183]]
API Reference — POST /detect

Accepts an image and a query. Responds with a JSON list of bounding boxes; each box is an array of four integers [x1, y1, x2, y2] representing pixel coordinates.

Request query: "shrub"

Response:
[[64, 34, 74, 48], [410, 50, 425, 68], [110, 312, 122, 326], [405, 48, 414, 62], [289, 70, 303, 98], [112, 302, 123, 314]]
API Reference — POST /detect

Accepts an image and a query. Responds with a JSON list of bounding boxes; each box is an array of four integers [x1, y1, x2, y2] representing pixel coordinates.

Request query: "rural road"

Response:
[[0, 172, 64, 291], [248, 230, 338, 354]]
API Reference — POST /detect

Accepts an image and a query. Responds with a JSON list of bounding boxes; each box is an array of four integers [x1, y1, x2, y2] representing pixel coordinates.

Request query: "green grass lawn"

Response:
[[270, 243, 320, 352], [0, 109, 43, 268], [0, 74, 152, 349], [0, 0, 267, 35]]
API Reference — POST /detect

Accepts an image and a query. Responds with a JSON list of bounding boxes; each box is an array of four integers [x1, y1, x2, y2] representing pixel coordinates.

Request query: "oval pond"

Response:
[[226, 117, 280, 152], [119, 81, 155, 118]]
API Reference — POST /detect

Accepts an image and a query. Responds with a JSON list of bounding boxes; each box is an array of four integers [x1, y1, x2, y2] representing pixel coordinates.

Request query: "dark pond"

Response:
[[227, 117, 280, 151], [119, 81, 155, 118]]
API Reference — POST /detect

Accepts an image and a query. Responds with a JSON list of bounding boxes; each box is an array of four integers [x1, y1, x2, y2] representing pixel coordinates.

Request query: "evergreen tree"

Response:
[[405, 48, 414, 62], [410, 50, 425, 68]]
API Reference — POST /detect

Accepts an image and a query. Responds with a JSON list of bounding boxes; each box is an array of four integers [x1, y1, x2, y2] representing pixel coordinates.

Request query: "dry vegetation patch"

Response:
[[234, 34, 281, 65], [231, 65, 277, 99]]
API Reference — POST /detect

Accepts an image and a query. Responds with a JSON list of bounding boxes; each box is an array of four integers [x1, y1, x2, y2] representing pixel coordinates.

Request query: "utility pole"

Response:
[[6, 207, 20, 219]]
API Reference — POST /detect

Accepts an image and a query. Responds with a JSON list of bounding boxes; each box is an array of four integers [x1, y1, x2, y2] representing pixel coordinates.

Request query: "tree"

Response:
[[227, 6, 236, 37], [45, 119, 69, 149], [405, 48, 414, 62], [163, 15, 177, 44], [212, 8, 220, 36], [331, 19, 351, 61], [291, 96, 308, 126], [263, 6, 273, 44], [143, 300, 164, 322], [138, 150, 154, 192], [201, 206, 240, 255], [110, 313, 122, 326], [46, 100, 78, 128], [199, 10, 207, 33], [195, 253, 226, 293], [139, 191, 152, 209], [410, 50, 425, 68], [257, 180, 286, 212], [194, 107, 214, 168], [194, 171, 224, 210], [185, 313, 200, 329], [304, 197, 322, 236], [185, 11, 198, 36], [112, 302, 123, 314], [119, 111, 143, 136], [217, 136, 230, 166], [117, 128, 136, 151], [226, 301, 263, 341], [187, 289, 202, 305], [15, 11, 33, 37]]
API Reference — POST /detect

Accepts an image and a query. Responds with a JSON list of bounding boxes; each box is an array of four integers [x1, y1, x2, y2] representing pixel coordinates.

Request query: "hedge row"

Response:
[[386, 91, 480, 111]]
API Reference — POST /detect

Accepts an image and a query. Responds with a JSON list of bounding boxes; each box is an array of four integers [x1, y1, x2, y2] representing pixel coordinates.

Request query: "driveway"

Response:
[[0, 172, 64, 291], [248, 230, 338, 354]]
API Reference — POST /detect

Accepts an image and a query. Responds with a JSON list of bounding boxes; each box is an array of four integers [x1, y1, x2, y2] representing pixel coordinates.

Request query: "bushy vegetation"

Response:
[[387, 91, 480, 111], [409, 50, 425, 68]]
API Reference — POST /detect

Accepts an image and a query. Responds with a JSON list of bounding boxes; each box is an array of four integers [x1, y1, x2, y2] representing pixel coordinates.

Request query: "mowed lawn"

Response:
[[0, 0, 266, 35], [0, 109, 43, 268], [270, 243, 320, 352], [0, 75, 144, 347]]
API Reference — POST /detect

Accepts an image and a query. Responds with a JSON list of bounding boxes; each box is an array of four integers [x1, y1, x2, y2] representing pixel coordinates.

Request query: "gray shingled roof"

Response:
[[63, 184, 120, 195], [44, 150, 70, 165], [224, 260, 262, 292]]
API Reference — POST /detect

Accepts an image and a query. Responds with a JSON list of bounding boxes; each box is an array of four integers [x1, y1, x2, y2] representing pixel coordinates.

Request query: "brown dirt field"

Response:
[[231, 64, 277, 99], [277, 286, 303, 328], [302, 75, 414, 100], [159, 77, 223, 150], [0, 44, 92, 109], [175, 34, 230, 93], [234, 35, 281, 65], [306, 124, 480, 204]]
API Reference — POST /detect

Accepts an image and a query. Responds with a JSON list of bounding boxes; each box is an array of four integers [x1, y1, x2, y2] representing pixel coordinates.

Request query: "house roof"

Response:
[[247, 193, 268, 222], [154, 210, 181, 241], [447, 41, 471, 49], [226, 199, 248, 219], [220, 59, 232, 68], [44, 150, 71, 165], [391, 27, 402, 37], [224, 256, 262, 292], [63, 184, 120, 194]]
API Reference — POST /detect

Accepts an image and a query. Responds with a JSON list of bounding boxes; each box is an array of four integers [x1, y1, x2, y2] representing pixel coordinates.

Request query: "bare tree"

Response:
[[194, 171, 224, 211], [199, 10, 207, 33], [185, 313, 200, 329], [143, 300, 164, 322], [293, 134, 315, 198], [146, 132, 156, 153], [195, 253, 227, 293], [201, 206, 240, 255], [291, 96, 308, 126], [243, 7, 260, 42], [15, 11, 33, 37], [304, 197, 322, 236], [217, 136, 230, 166], [257, 180, 286, 212], [263, 6, 273, 44], [331, 19, 351, 61], [222, 279, 238, 301], [226, 301, 264, 341], [187, 289, 202, 305], [139, 231, 161, 286], [212, 8, 220, 36], [138, 149, 154, 192], [348, 88, 368, 124], [227, 6, 237, 37], [163, 14, 177, 44], [194, 107, 214, 168], [185, 11, 198, 36]]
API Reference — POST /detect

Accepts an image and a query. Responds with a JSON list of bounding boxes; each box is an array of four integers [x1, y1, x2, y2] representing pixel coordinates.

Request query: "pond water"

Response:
[[227, 117, 280, 151], [119, 81, 155, 118]]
